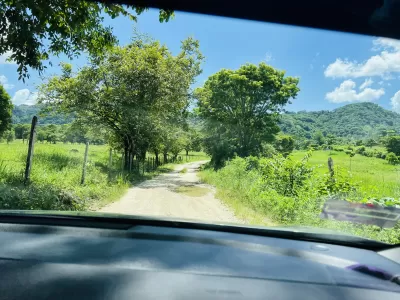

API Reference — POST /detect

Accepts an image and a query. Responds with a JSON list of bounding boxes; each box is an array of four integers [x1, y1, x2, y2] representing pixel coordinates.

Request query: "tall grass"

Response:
[[290, 150, 400, 199], [200, 155, 400, 244], [0, 140, 208, 211]]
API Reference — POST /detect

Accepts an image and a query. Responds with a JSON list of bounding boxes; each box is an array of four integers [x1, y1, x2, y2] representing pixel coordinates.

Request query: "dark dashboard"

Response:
[[0, 213, 399, 299]]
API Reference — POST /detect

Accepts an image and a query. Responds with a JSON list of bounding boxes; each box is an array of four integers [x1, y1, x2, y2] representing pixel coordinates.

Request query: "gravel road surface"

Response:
[[99, 161, 240, 223]]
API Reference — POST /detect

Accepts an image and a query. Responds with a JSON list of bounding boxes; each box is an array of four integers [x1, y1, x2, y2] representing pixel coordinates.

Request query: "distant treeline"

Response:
[[12, 104, 74, 125], [280, 102, 400, 140]]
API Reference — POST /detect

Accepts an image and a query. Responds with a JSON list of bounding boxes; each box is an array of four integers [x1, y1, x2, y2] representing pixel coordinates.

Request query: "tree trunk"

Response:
[[154, 150, 159, 166], [186, 149, 189, 156], [163, 152, 168, 163]]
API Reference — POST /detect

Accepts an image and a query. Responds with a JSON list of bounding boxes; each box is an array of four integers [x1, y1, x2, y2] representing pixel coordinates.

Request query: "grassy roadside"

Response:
[[199, 167, 276, 227], [0, 140, 208, 211], [199, 158, 400, 244]]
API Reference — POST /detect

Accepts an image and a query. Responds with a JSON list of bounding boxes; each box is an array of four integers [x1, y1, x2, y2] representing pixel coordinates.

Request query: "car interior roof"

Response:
[[112, 0, 400, 40]]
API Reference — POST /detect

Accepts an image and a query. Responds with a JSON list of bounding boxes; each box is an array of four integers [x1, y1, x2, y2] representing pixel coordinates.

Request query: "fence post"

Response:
[[108, 148, 113, 181], [81, 142, 89, 185], [328, 157, 334, 180], [24, 116, 38, 185]]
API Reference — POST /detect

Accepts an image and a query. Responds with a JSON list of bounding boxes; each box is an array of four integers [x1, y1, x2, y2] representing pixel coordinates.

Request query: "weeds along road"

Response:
[[99, 161, 241, 223]]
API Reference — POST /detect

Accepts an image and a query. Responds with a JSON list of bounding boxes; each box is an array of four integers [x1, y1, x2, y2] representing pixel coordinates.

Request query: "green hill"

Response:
[[12, 104, 73, 124], [279, 102, 400, 139]]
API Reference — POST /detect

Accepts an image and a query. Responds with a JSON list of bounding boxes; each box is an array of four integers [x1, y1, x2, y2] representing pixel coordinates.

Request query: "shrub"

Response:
[[355, 146, 366, 154], [386, 152, 399, 165]]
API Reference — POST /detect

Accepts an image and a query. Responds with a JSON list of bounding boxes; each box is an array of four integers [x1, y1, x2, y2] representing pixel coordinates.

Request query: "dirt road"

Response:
[[99, 161, 241, 223]]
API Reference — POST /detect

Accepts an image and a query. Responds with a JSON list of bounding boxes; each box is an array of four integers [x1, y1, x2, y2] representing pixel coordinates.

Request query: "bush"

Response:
[[200, 154, 400, 244], [0, 183, 85, 211], [355, 146, 366, 154], [386, 152, 399, 165]]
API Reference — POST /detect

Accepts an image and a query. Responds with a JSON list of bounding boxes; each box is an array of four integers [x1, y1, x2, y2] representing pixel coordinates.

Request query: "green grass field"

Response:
[[290, 150, 400, 199], [0, 140, 208, 211]]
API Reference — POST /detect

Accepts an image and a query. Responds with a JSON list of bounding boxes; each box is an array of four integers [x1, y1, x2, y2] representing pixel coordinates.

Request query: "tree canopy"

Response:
[[195, 63, 299, 167], [0, 84, 12, 137], [40, 35, 203, 167], [0, 0, 173, 79]]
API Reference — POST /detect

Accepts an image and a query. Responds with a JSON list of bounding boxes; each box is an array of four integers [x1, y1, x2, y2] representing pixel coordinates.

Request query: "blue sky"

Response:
[[1, 8, 400, 112]]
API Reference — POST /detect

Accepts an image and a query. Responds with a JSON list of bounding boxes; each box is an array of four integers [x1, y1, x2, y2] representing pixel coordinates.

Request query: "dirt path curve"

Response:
[[99, 161, 241, 223]]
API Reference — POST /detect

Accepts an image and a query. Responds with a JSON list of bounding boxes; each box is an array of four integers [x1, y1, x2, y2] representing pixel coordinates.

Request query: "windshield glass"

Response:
[[0, 3, 399, 245]]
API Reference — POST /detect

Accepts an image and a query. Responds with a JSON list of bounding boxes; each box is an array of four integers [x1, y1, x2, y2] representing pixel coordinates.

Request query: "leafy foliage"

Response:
[[386, 152, 399, 165], [274, 135, 294, 157], [200, 154, 399, 243], [0, 0, 173, 79], [0, 85, 12, 138], [196, 63, 299, 167], [385, 136, 400, 156], [40, 35, 204, 168]]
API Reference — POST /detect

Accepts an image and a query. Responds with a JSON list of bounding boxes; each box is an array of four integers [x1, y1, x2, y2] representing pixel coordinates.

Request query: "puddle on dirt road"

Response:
[[174, 186, 210, 197]]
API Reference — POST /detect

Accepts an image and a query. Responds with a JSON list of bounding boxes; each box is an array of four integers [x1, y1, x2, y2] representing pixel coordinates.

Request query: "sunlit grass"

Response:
[[0, 140, 209, 211], [290, 150, 400, 199]]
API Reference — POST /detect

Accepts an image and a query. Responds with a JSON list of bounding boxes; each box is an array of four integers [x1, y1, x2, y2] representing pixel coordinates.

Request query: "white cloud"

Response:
[[325, 79, 385, 103], [324, 37, 400, 78], [359, 78, 373, 90], [0, 51, 15, 64], [12, 89, 38, 106], [0, 75, 14, 89], [265, 52, 272, 62], [391, 90, 400, 113]]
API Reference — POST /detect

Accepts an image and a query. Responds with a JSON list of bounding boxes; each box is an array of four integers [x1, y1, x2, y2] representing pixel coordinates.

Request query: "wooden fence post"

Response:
[[108, 148, 113, 181], [24, 116, 38, 185], [81, 142, 89, 185], [328, 157, 334, 180]]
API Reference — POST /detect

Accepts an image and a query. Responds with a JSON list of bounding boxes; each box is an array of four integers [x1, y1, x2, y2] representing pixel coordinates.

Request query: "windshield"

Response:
[[0, 2, 399, 245]]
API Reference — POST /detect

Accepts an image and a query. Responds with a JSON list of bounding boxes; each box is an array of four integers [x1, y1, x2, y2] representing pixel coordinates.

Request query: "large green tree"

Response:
[[386, 136, 400, 156], [40, 36, 203, 168], [0, 84, 12, 137], [195, 63, 299, 167], [0, 1, 173, 79]]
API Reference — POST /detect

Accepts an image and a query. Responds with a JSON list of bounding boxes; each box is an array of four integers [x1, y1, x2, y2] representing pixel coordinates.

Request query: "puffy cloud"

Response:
[[325, 79, 385, 103], [265, 52, 272, 62], [0, 75, 14, 89], [324, 37, 400, 78], [391, 90, 400, 113], [0, 51, 15, 64], [12, 89, 38, 105], [359, 78, 373, 90]]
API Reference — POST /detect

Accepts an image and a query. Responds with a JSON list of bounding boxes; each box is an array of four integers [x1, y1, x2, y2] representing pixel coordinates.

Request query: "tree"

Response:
[[0, 1, 173, 79], [313, 130, 325, 146], [326, 134, 336, 146], [6, 130, 14, 144], [365, 138, 378, 147], [386, 152, 399, 165], [0, 85, 12, 138], [40, 35, 204, 169], [14, 124, 30, 139], [183, 129, 202, 156], [195, 63, 299, 167], [274, 135, 294, 157], [385, 136, 400, 156]]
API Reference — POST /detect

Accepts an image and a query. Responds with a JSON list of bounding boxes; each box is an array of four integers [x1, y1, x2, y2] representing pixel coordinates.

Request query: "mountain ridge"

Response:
[[279, 102, 400, 139]]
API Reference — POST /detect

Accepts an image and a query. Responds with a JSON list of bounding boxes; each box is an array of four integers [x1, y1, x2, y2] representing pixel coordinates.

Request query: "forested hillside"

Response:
[[12, 104, 73, 124], [279, 103, 400, 139]]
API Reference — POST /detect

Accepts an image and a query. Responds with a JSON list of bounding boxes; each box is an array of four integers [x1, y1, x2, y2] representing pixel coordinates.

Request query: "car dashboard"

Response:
[[0, 214, 399, 300]]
